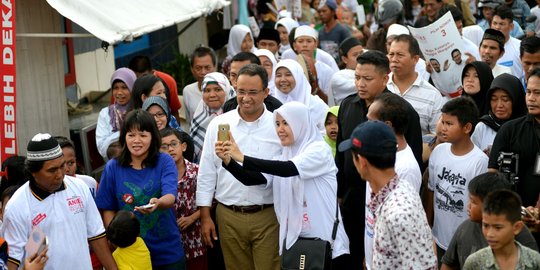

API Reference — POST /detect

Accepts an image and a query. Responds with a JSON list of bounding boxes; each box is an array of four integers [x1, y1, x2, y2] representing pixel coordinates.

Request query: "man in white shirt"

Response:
[[183, 46, 217, 128], [197, 64, 282, 270], [3, 133, 117, 270], [387, 34, 444, 135], [492, 6, 524, 77], [479, 29, 512, 77]]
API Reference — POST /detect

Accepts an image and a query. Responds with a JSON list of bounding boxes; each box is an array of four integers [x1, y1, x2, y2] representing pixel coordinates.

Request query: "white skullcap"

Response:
[[294, 25, 318, 40], [386, 24, 410, 38]]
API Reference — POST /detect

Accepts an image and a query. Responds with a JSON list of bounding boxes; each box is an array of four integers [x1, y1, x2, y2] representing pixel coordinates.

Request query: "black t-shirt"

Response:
[[489, 114, 540, 206]]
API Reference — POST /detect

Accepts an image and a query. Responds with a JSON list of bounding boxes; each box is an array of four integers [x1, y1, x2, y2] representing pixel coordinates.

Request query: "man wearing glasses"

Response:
[[197, 64, 283, 270]]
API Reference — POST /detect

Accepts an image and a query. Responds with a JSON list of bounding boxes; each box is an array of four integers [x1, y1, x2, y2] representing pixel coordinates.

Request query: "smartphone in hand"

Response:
[[25, 226, 47, 257], [218, 124, 230, 142]]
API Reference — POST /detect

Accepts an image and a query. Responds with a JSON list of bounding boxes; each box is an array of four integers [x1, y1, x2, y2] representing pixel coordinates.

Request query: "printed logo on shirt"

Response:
[[32, 213, 47, 227], [122, 193, 134, 204], [435, 167, 467, 216], [67, 196, 84, 214]]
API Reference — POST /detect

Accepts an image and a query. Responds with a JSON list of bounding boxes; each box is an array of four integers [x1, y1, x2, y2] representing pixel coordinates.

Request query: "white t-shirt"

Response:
[[3, 176, 105, 270], [497, 37, 523, 78], [182, 82, 202, 128], [492, 64, 512, 78], [75, 174, 98, 199], [471, 122, 497, 154], [364, 144, 422, 269], [428, 143, 488, 250]]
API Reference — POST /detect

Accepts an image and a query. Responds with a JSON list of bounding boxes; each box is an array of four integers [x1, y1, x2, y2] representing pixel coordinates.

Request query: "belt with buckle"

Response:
[[221, 203, 273, 213]]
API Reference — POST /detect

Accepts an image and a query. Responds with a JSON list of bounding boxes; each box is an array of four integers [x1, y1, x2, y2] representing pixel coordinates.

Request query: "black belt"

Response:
[[220, 203, 273, 214]]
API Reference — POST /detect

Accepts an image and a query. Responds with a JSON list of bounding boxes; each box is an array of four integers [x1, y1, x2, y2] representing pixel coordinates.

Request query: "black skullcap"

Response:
[[27, 133, 63, 161], [339, 37, 363, 57]]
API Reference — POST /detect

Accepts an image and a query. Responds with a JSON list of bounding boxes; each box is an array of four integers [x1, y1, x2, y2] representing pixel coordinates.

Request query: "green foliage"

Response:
[[160, 51, 195, 95]]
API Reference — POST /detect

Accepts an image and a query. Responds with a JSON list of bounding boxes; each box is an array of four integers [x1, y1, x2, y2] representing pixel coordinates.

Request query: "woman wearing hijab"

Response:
[[461, 61, 494, 116], [254, 49, 278, 96], [275, 17, 300, 57], [142, 96, 172, 131], [274, 59, 329, 132], [96, 67, 137, 159], [215, 102, 350, 267], [190, 72, 235, 163], [472, 73, 526, 155], [221, 24, 255, 75]]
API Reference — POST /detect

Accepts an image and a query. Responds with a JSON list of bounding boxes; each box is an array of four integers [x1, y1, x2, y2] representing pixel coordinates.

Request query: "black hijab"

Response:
[[479, 73, 527, 131], [461, 61, 494, 116]]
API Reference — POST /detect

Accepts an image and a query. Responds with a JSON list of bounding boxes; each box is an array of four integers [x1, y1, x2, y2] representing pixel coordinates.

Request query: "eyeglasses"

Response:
[[151, 112, 167, 119], [237, 89, 264, 97], [161, 141, 180, 150]]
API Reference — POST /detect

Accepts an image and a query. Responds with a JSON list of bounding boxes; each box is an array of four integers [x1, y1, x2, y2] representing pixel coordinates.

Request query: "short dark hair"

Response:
[[493, 5, 514, 22], [520, 36, 540, 58], [238, 64, 269, 89], [128, 55, 152, 74], [132, 74, 170, 109], [357, 50, 390, 74], [451, 48, 461, 57], [0, 156, 26, 196], [468, 172, 512, 200], [353, 149, 396, 169], [372, 93, 409, 135], [483, 190, 522, 223], [117, 109, 161, 168], [392, 34, 421, 56], [54, 136, 75, 150], [159, 128, 195, 162], [190, 46, 217, 67], [106, 210, 140, 248], [529, 66, 540, 80], [231, 52, 261, 65], [438, 4, 463, 22], [441, 96, 479, 131]]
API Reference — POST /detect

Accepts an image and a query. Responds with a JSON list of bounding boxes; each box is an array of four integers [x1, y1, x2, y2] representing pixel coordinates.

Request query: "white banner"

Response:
[[408, 12, 466, 97]]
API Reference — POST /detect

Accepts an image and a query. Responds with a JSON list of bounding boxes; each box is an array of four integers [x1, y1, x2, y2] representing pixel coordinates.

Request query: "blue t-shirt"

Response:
[[96, 153, 183, 266]]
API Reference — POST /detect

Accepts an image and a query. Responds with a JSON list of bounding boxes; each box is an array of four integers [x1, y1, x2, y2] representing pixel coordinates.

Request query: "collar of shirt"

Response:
[[388, 72, 421, 95], [482, 242, 530, 269], [233, 105, 269, 128], [367, 174, 399, 215], [29, 178, 66, 201]]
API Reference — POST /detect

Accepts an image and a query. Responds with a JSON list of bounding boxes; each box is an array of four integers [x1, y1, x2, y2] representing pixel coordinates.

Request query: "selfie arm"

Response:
[[243, 156, 299, 177], [222, 160, 268, 186]]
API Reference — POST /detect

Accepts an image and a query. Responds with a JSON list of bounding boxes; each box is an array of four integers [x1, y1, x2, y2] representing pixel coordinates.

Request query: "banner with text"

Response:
[[1, 0, 17, 167], [408, 12, 466, 97]]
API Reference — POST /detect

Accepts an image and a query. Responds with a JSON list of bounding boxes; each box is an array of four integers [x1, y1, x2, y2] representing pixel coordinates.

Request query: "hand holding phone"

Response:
[[25, 227, 48, 258], [139, 203, 155, 209]]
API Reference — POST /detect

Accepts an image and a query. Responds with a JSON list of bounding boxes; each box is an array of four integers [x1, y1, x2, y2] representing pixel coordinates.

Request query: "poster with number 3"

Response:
[[408, 12, 466, 98]]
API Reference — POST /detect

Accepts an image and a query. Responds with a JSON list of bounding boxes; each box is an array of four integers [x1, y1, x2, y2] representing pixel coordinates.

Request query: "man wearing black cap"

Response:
[[256, 28, 281, 56], [339, 37, 364, 70], [3, 133, 118, 270], [338, 121, 436, 269], [480, 29, 512, 77], [318, 0, 351, 63]]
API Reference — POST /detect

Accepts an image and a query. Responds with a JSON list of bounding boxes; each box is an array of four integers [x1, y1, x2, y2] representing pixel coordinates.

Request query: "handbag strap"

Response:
[[331, 198, 339, 241]]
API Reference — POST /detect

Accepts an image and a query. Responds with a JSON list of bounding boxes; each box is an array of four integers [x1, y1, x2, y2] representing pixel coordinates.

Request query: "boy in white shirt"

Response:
[[426, 97, 489, 263]]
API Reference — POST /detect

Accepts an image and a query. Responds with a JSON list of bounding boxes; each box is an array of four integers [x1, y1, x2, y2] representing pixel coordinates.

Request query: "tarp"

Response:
[[46, 0, 230, 44]]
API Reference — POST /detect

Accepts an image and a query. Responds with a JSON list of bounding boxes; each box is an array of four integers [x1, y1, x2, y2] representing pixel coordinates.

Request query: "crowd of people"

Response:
[[2, 0, 540, 269]]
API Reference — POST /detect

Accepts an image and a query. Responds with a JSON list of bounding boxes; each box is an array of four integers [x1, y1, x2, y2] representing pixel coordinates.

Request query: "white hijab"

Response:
[[273, 101, 324, 252], [274, 59, 329, 132], [227, 24, 255, 58], [275, 18, 299, 53], [190, 72, 235, 162], [255, 49, 278, 96]]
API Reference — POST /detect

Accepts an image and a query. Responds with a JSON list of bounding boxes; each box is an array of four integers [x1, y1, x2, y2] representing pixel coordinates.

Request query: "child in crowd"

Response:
[[339, 9, 364, 41], [463, 190, 540, 269], [54, 136, 98, 198], [441, 172, 538, 269], [324, 106, 339, 157], [160, 128, 206, 270], [107, 210, 152, 270], [427, 97, 489, 262]]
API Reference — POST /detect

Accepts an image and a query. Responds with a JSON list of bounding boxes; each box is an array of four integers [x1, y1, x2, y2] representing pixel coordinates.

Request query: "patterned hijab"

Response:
[[190, 72, 235, 162], [109, 68, 137, 132]]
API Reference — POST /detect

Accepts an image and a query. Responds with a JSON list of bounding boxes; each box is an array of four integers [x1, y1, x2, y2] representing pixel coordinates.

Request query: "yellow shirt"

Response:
[[113, 237, 152, 270]]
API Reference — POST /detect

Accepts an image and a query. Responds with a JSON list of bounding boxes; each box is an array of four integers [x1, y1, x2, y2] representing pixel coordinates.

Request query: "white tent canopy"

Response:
[[46, 0, 230, 44]]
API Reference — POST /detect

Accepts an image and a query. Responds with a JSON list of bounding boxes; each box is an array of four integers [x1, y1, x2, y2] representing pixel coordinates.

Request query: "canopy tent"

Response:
[[46, 0, 230, 44]]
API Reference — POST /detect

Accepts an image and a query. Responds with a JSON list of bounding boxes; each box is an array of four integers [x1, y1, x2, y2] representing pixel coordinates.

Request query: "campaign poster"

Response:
[[408, 12, 466, 97], [1, 0, 16, 168]]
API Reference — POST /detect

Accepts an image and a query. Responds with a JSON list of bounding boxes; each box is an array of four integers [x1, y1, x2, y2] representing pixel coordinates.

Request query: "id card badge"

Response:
[[534, 153, 540, 176]]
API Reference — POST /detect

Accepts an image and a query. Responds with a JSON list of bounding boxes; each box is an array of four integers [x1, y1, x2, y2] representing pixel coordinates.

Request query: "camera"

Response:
[[497, 152, 519, 190]]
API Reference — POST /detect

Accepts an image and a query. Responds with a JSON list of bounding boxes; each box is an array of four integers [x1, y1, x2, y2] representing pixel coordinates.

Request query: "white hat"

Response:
[[386, 24, 409, 38], [294, 25, 318, 40]]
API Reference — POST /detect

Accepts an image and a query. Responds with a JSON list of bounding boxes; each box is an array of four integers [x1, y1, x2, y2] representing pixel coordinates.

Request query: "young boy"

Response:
[[107, 210, 152, 270], [324, 106, 339, 157], [427, 97, 489, 260], [463, 190, 540, 269], [441, 172, 538, 269]]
